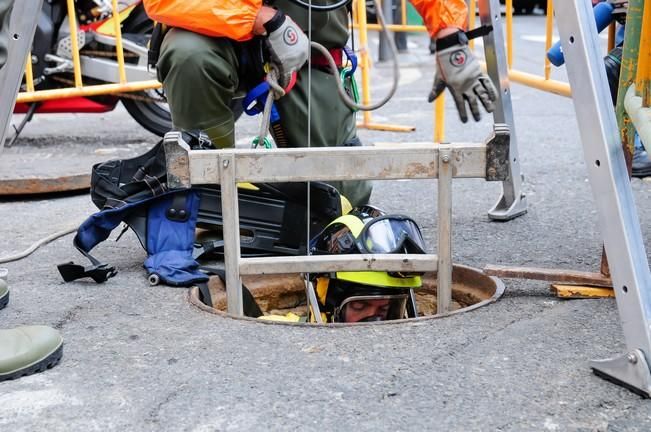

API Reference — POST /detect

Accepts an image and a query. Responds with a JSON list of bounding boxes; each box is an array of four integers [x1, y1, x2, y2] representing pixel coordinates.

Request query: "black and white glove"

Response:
[[264, 10, 309, 88], [428, 31, 498, 123]]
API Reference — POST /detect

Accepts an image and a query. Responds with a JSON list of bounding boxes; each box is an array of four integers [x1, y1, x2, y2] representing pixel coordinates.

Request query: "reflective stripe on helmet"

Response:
[[335, 271, 421, 288]]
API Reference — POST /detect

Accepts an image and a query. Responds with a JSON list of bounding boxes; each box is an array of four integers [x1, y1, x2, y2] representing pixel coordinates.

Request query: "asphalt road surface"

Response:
[[2, 15, 651, 432]]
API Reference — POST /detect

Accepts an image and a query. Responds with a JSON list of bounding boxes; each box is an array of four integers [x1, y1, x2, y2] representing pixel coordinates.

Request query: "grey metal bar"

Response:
[[305, 280, 324, 324], [174, 143, 493, 185], [478, 0, 528, 221], [0, 0, 43, 150], [219, 153, 244, 316], [553, 0, 651, 396], [164, 128, 511, 187], [437, 145, 453, 313], [239, 254, 439, 276]]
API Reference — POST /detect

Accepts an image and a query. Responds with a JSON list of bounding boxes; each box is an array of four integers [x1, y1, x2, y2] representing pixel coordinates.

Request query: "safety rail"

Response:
[[13, 0, 617, 124], [163, 124, 511, 316], [16, 0, 160, 104], [351, 0, 626, 141]]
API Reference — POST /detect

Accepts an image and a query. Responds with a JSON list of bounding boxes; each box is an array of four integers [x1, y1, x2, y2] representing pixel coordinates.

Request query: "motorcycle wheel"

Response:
[[121, 89, 172, 137], [121, 90, 245, 138]]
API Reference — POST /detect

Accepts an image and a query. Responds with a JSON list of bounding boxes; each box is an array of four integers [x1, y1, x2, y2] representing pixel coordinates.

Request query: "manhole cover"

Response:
[[188, 264, 505, 326]]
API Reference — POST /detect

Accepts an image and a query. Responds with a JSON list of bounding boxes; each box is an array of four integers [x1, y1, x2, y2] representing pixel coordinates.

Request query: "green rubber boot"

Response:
[[0, 278, 8, 310], [0, 326, 63, 381]]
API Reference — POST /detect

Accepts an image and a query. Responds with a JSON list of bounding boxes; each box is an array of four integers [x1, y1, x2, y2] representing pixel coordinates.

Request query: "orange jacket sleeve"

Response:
[[409, 0, 468, 36], [143, 0, 263, 41]]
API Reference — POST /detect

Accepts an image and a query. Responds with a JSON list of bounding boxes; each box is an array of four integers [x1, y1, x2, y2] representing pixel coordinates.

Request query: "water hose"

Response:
[[309, 0, 400, 111], [0, 225, 78, 264]]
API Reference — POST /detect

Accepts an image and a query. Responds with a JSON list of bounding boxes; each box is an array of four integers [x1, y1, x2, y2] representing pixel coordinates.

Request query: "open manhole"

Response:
[[188, 264, 505, 326]]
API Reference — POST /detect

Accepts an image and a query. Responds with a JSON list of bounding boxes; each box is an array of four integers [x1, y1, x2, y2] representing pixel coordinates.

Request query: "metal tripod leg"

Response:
[[478, 0, 528, 221], [554, 0, 651, 397], [0, 0, 42, 151]]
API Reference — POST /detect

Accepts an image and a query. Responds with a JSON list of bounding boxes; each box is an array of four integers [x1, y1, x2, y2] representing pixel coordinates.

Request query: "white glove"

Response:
[[428, 31, 498, 123], [264, 10, 309, 88]]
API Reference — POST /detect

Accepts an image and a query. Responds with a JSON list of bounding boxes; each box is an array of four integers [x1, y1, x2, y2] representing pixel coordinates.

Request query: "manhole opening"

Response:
[[189, 264, 505, 326]]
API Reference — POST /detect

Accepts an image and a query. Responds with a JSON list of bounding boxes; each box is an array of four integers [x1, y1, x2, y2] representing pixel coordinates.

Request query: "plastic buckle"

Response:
[[342, 46, 357, 77], [243, 81, 281, 123], [57, 262, 118, 283], [243, 81, 271, 116]]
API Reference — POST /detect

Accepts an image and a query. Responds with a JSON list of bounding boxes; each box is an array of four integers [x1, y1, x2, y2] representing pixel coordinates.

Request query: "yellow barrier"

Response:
[[352, 0, 415, 132], [351, 0, 630, 141], [16, 1, 161, 104], [16, 0, 628, 136]]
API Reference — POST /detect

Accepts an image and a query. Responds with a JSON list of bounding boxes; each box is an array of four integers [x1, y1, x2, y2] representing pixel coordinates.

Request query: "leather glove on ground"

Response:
[[264, 10, 309, 89], [428, 32, 498, 123]]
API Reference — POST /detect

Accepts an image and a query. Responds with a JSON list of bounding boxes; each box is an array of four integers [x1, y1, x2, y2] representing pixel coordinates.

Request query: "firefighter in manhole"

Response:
[[306, 206, 427, 323]]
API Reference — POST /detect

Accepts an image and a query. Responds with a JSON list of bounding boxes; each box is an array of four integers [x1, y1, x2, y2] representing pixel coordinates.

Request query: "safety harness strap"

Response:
[[435, 25, 494, 51], [196, 282, 213, 309]]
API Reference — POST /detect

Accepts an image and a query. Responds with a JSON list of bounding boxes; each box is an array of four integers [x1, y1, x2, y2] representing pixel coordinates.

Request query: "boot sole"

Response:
[[0, 290, 8, 310], [0, 343, 63, 382]]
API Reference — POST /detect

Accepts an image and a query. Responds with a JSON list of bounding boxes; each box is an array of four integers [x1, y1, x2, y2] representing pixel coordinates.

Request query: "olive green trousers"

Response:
[[157, 28, 371, 206]]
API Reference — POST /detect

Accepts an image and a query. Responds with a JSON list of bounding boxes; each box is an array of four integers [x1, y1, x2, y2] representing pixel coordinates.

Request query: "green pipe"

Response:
[[615, 0, 644, 156]]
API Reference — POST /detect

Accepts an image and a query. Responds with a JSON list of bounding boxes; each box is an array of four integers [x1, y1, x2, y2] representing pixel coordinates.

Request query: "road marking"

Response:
[[522, 35, 559, 43]]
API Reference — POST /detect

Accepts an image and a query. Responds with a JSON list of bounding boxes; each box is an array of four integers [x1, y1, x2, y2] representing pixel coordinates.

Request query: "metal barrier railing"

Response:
[[352, 0, 415, 133], [16, 0, 160, 104], [351, 0, 627, 141], [14, 0, 622, 129]]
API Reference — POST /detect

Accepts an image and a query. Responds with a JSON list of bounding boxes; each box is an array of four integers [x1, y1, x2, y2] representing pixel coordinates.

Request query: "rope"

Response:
[[256, 66, 286, 148], [310, 0, 400, 111], [0, 225, 78, 264]]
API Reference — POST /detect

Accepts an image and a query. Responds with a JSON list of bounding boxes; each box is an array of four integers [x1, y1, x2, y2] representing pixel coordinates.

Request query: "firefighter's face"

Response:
[[342, 298, 391, 322]]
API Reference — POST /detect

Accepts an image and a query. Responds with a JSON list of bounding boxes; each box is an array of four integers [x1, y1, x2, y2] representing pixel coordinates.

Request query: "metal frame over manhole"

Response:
[[164, 123, 512, 319], [187, 264, 505, 326]]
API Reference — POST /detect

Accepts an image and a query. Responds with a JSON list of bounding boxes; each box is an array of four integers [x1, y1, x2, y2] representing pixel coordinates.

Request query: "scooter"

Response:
[[11, 0, 171, 143]]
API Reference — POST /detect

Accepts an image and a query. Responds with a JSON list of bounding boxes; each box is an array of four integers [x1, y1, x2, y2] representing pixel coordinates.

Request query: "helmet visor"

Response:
[[359, 216, 427, 254], [335, 294, 408, 323], [352, 205, 385, 220]]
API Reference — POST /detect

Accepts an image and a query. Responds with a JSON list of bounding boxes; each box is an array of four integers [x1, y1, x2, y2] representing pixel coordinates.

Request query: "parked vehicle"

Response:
[[12, 0, 175, 139]]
